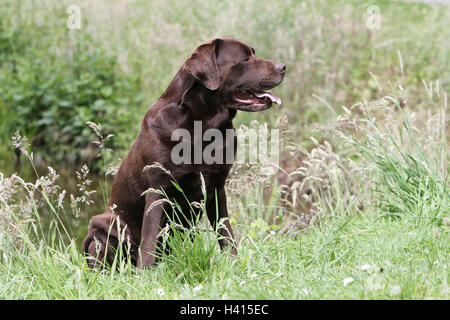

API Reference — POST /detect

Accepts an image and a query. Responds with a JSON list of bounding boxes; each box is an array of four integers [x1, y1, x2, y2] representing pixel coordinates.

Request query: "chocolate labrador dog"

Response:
[[82, 37, 285, 269]]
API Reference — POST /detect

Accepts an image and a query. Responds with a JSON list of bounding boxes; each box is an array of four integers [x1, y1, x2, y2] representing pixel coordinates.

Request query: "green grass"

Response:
[[0, 94, 448, 299], [0, 213, 448, 299]]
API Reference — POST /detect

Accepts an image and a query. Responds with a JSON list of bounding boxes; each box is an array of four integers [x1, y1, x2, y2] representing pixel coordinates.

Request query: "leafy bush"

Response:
[[0, 7, 143, 171]]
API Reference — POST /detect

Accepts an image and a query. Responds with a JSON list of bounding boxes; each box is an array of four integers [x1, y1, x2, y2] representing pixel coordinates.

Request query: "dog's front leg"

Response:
[[207, 186, 238, 256], [137, 194, 167, 269]]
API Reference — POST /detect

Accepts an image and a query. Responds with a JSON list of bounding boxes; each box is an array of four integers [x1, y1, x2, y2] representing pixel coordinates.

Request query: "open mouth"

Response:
[[228, 90, 282, 112]]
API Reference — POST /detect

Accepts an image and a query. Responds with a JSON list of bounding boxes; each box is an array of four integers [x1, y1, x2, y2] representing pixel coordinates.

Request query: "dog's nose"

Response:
[[275, 63, 286, 74]]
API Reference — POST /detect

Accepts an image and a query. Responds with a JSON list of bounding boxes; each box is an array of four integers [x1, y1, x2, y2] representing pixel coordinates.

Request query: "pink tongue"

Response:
[[254, 92, 282, 105], [233, 96, 264, 105]]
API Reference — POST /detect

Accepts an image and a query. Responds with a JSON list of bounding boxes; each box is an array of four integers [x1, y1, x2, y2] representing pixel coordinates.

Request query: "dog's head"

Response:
[[184, 37, 286, 111]]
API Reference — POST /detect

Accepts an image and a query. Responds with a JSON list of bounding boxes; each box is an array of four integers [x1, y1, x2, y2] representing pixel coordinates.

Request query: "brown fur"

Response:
[[82, 37, 286, 269]]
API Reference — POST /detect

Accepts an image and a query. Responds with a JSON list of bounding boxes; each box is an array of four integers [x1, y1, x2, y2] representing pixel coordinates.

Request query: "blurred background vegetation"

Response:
[[1, 0, 448, 173]]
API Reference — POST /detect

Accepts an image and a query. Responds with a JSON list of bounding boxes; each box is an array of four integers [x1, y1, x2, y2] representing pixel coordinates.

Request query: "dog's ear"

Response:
[[184, 39, 221, 91]]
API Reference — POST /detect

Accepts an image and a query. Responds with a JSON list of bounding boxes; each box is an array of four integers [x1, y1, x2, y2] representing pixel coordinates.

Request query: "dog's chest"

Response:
[[174, 163, 231, 199]]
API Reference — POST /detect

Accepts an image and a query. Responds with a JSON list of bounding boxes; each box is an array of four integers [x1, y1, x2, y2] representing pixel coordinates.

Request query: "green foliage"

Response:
[[0, 7, 143, 170], [347, 97, 449, 221], [157, 223, 238, 285]]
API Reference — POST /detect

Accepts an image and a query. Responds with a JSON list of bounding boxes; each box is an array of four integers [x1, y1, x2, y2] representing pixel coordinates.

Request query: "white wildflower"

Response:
[[358, 264, 372, 271], [389, 285, 401, 295], [343, 277, 354, 286], [193, 284, 203, 293]]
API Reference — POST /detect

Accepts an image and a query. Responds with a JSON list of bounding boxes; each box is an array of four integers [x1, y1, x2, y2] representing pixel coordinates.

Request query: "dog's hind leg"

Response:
[[82, 212, 137, 269], [83, 227, 119, 269]]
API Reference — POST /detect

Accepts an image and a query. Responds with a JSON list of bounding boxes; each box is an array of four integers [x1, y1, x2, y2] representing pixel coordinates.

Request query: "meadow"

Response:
[[0, 0, 448, 299]]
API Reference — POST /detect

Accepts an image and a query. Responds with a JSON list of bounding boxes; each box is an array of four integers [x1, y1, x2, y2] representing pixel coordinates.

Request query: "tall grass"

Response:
[[1, 79, 448, 299], [332, 91, 448, 222], [354, 98, 447, 221]]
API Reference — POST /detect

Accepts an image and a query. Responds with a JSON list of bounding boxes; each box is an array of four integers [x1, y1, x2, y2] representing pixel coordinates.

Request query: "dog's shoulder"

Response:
[[143, 100, 189, 134]]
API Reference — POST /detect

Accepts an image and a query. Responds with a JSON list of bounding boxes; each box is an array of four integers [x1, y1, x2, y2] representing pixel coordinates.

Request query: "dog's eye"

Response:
[[242, 56, 250, 62]]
